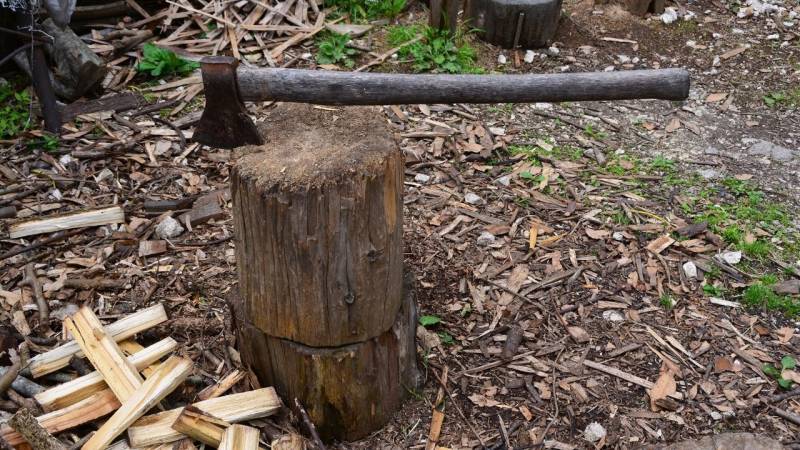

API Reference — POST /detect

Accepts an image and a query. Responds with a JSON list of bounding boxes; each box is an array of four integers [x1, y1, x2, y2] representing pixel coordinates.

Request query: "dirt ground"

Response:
[[0, 0, 799, 449]]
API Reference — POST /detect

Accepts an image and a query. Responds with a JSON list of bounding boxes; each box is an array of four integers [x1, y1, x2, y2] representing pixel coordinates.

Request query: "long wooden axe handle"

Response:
[[236, 67, 690, 104], [194, 56, 690, 148]]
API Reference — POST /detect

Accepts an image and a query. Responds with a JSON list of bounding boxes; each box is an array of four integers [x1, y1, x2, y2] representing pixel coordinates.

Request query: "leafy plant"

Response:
[[326, 0, 406, 21], [136, 43, 199, 78], [387, 25, 421, 46], [26, 134, 59, 151], [762, 356, 797, 390], [763, 89, 800, 108], [437, 331, 454, 345], [650, 155, 676, 173], [659, 294, 675, 310], [0, 83, 31, 139], [316, 32, 357, 68], [583, 124, 607, 140], [702, 284, 725, 297], [419, 315, 441, 327], [402, 27, 479, 74]]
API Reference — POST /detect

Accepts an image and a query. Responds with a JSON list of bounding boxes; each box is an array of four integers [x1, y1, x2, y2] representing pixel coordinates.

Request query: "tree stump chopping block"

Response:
[[231, 103, 404, 347], [230, 104, 418, 441]]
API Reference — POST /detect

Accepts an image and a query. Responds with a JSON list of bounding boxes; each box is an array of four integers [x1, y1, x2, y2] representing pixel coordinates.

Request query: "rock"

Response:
[[464, 192, 484, 205], [704, 146, 721, 155], [325, 23, 372, 37], [497, 54, 508, 64], [612, 231, 625, 241], [155, 216, 184, 239], [720, 251, 742, 265], [414, 173, 431, 183], [661, 7, 678, 24], [583, 422, 606, 442], [602, 310, 624, 322], [745, 139, 795, 162], [489, 127, 506, 136], [477, 231, 495, 246], [774, 279, 800, 295], [546, 45, 559, 56], [652, 432, 784, 450], [683, 261, 698, 279], [496, 175, 511, 186], [699, 168, 721, 180], [523, 50, 535, 63]]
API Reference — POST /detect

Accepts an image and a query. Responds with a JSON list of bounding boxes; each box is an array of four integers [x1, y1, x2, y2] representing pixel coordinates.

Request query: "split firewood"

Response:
[[7, 408, 67, 450], [9, 206, 125, 239], [196, 369, 245, 401], [83, 356, 193, 450], [64, 306, 144, 401], [28, 304, 167, 378], [127, 387, 281, 447], [35, 338, 177, 412], [218, 424, 260, 450], [271, 433, 309, 450], [0, 390, 121, 446], [170, 406, 230, 447]]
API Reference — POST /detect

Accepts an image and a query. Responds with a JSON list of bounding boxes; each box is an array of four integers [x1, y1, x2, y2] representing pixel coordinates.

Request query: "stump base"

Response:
[[231, 276, 419, 442]]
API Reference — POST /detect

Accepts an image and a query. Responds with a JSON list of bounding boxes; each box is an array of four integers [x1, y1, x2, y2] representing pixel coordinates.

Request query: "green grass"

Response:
[[741, 281, 800, 317], [583, 124, 607, 140], [325, 0, 406, 21], [316, 32, 357, 68], [702, 284, 725, 297], [660, 294, 675, 309], [387, 24, 421, 46], [0, 83, 31, 139]]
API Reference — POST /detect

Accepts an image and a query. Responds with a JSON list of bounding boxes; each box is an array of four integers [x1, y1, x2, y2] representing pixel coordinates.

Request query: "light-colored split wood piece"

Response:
[[0, 389, 121, 446], [9, 205, 125, 239], [28, 304, 168, 378], [127, 387, 281, 447], [82, 356, 193, 450], [170, 406, 230, 447], [196, 369, 245, 401], [219, 424, 260, 450], [64, 306, 144, 401], [35, 338, 177, 412]]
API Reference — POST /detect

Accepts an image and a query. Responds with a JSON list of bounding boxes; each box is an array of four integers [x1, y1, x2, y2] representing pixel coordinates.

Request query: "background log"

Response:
[[231, 104, 404, 347]]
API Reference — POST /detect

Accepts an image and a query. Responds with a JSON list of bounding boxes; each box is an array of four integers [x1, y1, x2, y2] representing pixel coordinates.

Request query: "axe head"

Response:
[[194, 56, 264, 149]]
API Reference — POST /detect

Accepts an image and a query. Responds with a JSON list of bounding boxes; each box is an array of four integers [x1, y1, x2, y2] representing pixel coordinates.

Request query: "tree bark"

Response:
[[230, 104, 417, 441], [231, 104, 404, 347]]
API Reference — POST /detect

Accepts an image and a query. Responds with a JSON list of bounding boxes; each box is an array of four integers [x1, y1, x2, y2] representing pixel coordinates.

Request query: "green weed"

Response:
[[316, 32, 357, 67], [763, 88, 800, 108], [136, 43, 199, 78], [419, 315, 441, 327], [659, 294, 675, 309], [702, 284, 725, 297], [387, 24, 421, 46], [26, 134, 59, 151], [401, 27, 479, 74], [763, 356, 797, 390], [326, 0, 406, 21], [0, 83, 31, 139], [650, 155, 676, 173], [583, 124, 607, 140]]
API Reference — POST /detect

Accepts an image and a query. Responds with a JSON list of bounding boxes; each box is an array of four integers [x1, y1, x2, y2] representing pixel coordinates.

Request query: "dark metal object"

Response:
[[14, 11, 61, 134], [193, 56, 263, 149]]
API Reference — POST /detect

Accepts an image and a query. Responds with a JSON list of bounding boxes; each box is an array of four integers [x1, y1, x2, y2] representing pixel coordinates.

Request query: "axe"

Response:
[[194, 56, 690, 149]]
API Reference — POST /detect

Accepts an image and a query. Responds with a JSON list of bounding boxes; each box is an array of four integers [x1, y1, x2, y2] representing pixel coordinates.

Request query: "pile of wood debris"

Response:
[[0, 303, 300, 449]]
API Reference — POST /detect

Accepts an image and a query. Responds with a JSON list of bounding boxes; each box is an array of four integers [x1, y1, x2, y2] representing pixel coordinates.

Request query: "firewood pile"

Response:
[[0, 303, 300, 450]]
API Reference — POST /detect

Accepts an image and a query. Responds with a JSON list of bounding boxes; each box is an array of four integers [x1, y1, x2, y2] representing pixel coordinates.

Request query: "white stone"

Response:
[[721, 251, 742, 265], [497, 54, 507, 64], [489, 127, 506, 136], [155, 216, 184, 239], [618, 54, 631, 63], [683, 261, 698, 278], [612, 231, 625, 241], [477, 231, 495, 246], [767, 33, 780, 40], [584, 422, 607, 442], [524, 50, 536, 63], [661, 7, 678, 24], [496, 175, 511, 186], [603, 310, 624, 322], [547, 45, 560, 55], [464, 192, 484, 205], [94, 168, 114, 183], [533, 102, 553, 109], [301, 52, 313, 59], [59, 154, 74, 165], [603, 66, 615, 72], [414, 173, 430, 183]]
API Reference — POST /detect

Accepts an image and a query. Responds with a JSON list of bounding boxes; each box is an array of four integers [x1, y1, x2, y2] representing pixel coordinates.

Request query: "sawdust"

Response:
[[234, 103, 399, 190]]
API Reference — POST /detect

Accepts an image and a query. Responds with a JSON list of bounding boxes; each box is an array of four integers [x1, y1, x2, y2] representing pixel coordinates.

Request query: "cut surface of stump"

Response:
[[232, 103, 404, 347]]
